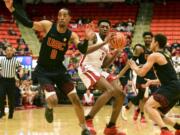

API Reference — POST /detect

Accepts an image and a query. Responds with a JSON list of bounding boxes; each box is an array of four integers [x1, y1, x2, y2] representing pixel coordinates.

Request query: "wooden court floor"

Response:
[[0, 105, 179, 135]]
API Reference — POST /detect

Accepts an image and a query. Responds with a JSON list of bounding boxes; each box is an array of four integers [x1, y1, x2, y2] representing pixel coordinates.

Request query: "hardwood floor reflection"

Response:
[[0, 105, 179, 135]]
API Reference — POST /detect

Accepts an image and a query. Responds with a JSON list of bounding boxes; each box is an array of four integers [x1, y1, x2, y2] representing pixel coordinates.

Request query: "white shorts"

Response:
[[78, 65, 116, 89]]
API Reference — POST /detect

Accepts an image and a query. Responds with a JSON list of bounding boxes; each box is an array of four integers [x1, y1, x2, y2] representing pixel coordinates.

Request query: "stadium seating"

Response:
[[151, 1, 180, 44]]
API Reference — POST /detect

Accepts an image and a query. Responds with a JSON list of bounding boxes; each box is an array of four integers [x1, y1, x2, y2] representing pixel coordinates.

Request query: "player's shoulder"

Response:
[[148, 52, 164, 60]]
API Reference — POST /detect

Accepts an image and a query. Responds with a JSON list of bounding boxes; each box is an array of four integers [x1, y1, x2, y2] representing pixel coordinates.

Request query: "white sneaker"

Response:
[[121, 106, 128, 121]]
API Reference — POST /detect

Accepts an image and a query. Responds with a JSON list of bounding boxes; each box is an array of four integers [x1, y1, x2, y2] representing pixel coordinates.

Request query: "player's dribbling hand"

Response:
[[4, 0, 13, 12], [104, 32, 116, 44]]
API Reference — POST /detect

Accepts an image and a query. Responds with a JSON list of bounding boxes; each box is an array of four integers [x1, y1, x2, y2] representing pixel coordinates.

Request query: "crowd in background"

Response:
[[0, 13, 179, 110], [0, 15, 31, 56]]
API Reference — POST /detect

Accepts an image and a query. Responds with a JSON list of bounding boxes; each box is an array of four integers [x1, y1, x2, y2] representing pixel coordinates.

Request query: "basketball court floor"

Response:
[[0, 105, 179, 135]]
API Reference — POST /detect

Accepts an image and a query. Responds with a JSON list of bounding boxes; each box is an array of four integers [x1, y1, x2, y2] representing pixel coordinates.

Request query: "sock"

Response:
[[174, 123, 180, 130], [79, 123, 87, 130], [161, 127, 169, 130], [85, 115, 92, 120], [107, 122, 115, 128], [136, 108, 140, 113], [125, 106, 130, 110]]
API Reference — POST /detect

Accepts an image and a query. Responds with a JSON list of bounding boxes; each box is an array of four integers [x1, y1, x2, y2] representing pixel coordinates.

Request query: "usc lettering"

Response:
[[47, 37, 66, 59], [47, 37, 66, 51]]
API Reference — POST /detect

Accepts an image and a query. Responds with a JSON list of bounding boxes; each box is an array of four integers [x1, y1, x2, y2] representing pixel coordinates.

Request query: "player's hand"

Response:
[[4, 0, 13, 12], [104, 32, 115, 44], [144, 78, 152, 87], [128, 59, 137, 69]]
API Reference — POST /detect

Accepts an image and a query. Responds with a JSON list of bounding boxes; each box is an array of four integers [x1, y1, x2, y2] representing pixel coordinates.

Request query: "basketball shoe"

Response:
[[133, 109, 140, 121], [81, 129, 91, 135], [160, 129, 174, 135], [45, 107, 53, 123], [104, 125, 126, 135], [85, 119, 96, 135]]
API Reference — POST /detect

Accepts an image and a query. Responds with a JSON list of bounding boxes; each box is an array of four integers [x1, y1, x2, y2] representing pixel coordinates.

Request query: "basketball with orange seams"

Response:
[[109, 32, 126, 50]]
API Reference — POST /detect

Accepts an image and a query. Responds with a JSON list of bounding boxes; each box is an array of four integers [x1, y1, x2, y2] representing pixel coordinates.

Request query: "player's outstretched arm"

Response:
[[71, 29, 114, 54], [129, 54, 156, 77], [4, 0, 52, 33]]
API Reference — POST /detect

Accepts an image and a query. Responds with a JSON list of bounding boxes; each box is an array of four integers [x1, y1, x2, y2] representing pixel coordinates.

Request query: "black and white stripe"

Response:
[[0, 57, 20, 78]]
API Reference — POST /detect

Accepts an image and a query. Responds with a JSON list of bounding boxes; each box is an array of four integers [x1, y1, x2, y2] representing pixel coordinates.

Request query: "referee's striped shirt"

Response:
[[0, 57, 20, 78]]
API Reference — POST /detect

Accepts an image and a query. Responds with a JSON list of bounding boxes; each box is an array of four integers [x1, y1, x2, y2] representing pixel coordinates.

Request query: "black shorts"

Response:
[[153, 80, 180, 114], [32, 65, 74, 95], [129, 83, 158, 105]]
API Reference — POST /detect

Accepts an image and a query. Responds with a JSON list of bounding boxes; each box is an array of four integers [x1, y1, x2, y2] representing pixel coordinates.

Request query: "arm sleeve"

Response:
[[77, 40, 88, 54], [12, 9, 33, 28]]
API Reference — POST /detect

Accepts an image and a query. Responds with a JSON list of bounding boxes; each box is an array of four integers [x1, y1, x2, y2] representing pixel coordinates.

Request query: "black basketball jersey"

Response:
[[154, 51, 178, 85], [134, 44, 156, 84], [37, 23, 72, 68]]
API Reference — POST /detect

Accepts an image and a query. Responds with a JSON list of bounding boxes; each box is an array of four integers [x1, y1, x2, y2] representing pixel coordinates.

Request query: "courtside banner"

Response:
[[0, 56, 32, 69]]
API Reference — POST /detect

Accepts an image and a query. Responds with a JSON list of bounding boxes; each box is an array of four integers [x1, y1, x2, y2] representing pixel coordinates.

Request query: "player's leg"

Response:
[[144, 96, 174, 135], [86, 77, 115, 118], [60, 81, 90, 135], [104, 79, 126, 135], [33, 66, 58, 123], [135, 84, 145, 122]]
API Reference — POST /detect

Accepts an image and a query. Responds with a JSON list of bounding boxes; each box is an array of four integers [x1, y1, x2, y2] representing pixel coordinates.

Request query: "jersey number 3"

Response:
[[50, 49, 57, 59]]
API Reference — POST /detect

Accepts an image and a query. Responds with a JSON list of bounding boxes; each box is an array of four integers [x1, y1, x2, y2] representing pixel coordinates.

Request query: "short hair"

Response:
[[154, 34, 167, 48], [143, 31, 153, 38], [59, 8, 72, 16], [6, 45, 13, 49], [98, 19, 111, 26]]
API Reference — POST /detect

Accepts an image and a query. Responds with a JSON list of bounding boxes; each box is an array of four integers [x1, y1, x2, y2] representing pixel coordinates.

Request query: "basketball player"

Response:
[[4, 0, 111, 134], [120, 32, 158, 122], [78, 19, 126, 135], [129, 34, 180, 135]]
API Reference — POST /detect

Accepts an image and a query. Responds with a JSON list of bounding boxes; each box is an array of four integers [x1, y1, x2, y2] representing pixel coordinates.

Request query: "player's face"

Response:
[[144, 35, 153, 47], [150, 38, 158, 51], [5, 47, 14, 58], [57, 9, 71, 27], [99, 22, 110, 36]]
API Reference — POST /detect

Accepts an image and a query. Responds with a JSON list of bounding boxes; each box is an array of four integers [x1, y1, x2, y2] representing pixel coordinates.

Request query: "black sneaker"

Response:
[[45, 107, 53, 123], [8, 113, 13, 119], [81, 129, 91, 135]]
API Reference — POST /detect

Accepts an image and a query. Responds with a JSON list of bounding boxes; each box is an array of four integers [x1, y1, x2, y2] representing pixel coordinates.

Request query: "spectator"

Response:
[[82, 89, 95, 106], [8, 27, 17, 36], [172, 50, 180, 79], [20, 80, 38, 106], [0, 15, 5, 23], [17, 36, 25, 45], [67, 58, 77, 76], [2, 39, 11, 49]]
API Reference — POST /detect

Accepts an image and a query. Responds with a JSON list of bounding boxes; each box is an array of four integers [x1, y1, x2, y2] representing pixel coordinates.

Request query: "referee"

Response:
[[0, 46, 21, 119]]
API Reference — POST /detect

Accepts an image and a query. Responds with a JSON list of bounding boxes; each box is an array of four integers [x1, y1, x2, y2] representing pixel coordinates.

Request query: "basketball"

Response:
[[109, 32, 126, 50]]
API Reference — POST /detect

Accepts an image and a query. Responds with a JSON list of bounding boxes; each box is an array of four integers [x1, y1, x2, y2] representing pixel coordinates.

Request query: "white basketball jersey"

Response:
[[79, 33, 110, 68]]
